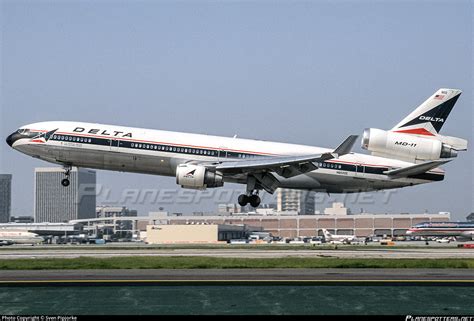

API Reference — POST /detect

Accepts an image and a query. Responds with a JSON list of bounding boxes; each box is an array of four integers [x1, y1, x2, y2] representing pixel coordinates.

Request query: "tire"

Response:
[[61, 178, 70, 187], [238, 194, 249, 206], [249, 194, 261, 207]]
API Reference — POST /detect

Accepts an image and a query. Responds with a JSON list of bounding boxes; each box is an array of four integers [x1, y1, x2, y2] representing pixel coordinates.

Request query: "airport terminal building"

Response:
[[70, 204, 452, 240], [146, 224, 262, 244], [144, 212, 451, 238]]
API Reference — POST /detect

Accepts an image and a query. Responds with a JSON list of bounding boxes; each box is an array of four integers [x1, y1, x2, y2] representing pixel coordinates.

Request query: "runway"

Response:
[[0, 269, 473, 285], [0, 247, 473, 259]]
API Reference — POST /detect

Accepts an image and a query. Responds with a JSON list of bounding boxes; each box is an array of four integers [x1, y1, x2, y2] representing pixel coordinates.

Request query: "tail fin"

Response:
[[391, 88, 462, 136], [322, 229, 331, 239]]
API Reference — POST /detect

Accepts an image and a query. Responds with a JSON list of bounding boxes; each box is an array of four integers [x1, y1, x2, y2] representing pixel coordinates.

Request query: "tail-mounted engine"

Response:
[[361, 128, 461, 162], [176, 164, 223, 189]]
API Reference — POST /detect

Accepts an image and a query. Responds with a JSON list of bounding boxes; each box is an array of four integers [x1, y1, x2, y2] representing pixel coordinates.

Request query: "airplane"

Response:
[[0, 230, 44, 246], [321, 229, 358, 244], [407, 222, 474, 242], [5, 88, 468, 207]]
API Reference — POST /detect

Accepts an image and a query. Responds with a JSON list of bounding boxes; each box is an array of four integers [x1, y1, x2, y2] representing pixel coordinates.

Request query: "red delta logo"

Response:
[[184, 169, 196, 178], [30, 129, 58, 144]]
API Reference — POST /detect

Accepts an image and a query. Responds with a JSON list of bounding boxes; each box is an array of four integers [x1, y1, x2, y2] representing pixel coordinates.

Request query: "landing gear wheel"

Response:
[[249, 194, 261, 208], [61, 178, 70, 187], [61, 165, 72, 187], [238, 194, 249, 206]]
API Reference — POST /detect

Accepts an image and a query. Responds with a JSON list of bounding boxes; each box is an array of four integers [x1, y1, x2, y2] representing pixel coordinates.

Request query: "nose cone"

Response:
[[6, 132, 22, 148], [6, 133, 14, 147]]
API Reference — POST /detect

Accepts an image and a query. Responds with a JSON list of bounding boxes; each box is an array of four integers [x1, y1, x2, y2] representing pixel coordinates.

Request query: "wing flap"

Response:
[[383, 160, 451, 179], [214, 135, 358, 178]]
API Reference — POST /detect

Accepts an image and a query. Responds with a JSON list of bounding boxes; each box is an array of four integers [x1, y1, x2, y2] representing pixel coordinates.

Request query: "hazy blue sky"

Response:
[[1, 0, 472, 220]]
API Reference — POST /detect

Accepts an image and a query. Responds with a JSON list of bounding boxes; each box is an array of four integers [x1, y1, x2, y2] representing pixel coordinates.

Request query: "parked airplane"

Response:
[[0, 230, 44, 246], [407, 222, 474, 242], [6, 89, 468, 207], [322, 229, 358, 244]]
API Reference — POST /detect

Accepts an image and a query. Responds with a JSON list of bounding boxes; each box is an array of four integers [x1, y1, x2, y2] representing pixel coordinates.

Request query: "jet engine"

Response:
[[176, 164, 224, 189], [361, 128, 458, 162]]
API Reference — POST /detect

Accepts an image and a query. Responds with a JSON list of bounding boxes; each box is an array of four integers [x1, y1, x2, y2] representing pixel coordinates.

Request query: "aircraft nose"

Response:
[[6, 133, 14, 147], [6, 132, 20, 147]]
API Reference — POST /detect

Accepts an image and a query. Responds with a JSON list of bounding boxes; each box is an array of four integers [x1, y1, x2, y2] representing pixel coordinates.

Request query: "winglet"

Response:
[[332, 135, 359, 158]]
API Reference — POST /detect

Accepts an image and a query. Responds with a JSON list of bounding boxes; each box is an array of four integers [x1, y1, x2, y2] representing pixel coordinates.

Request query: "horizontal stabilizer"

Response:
[[383, 160, 451, 179], [437, 134, 468, 151]]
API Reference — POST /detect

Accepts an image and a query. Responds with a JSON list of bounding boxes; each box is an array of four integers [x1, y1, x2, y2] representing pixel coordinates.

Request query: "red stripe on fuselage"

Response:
[[393, 128, 435, 136], [27, 128, 444, 175]]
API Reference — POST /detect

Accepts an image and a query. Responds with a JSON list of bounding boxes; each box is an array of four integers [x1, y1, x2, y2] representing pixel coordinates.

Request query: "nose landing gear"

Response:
[[61, 165, 72, 187]]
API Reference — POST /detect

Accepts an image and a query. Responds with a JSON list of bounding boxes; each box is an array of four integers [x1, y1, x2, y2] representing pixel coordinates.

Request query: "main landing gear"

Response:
[[238, 176, 261, 208], [238, 193, 261, 208], [61, 165, 71, 187]]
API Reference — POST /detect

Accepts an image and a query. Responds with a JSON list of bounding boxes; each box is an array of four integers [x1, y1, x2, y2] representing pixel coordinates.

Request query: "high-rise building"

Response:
[[0, 174, 12, 223], [34, 167, 96, 223], [276, 188, 315, 215]]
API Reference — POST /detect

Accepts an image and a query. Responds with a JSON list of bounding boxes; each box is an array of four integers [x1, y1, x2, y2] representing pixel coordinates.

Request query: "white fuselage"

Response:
[[7, 121, 445, 193], [326, 234, 357, 242], [0, 230, 44, 245], [407, 223, 474, 241]]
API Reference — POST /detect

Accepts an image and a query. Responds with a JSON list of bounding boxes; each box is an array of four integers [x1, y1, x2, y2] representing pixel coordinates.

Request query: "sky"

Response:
[[0, 0, 472, 220]]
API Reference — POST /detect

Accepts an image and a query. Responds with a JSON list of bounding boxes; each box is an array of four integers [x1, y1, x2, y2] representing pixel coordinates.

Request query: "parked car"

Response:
[[229, 239, 248, 244]]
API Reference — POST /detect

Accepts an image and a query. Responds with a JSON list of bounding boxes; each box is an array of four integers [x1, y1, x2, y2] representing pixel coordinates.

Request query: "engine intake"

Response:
[[176, 164, 223, 189], [361, 128, 457, 162]]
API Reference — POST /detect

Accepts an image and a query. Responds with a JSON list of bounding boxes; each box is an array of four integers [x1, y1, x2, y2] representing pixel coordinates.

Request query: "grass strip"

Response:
[[0, 257, 473, 270]]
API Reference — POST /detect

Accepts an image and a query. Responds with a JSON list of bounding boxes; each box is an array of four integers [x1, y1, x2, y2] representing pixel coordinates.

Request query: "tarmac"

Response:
[[0, 269, 473, 285], [0, 247, 473, 259]]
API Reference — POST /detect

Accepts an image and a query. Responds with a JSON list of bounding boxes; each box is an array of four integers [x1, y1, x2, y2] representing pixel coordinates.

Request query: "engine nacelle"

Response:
[[176, 164, 223, 189], [361, 128, 458, 161]]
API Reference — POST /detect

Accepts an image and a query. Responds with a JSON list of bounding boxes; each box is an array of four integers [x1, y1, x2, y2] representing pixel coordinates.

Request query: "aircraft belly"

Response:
[[287, 170, 411, 193], [276, 173, 321, 189], [27, 144, 176, 176]]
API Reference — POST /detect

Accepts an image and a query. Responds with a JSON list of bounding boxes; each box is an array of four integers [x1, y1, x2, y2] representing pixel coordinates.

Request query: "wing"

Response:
[[214, 135, 359, 179], [383, 160, 451, 179]]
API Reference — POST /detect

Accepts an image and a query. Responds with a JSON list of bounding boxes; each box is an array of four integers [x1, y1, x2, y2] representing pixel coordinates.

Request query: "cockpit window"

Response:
[[16, 128, 41, 139]]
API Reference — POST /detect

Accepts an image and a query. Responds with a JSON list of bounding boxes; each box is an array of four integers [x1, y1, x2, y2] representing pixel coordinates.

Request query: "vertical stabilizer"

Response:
[[391, 88, 462, 136]]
